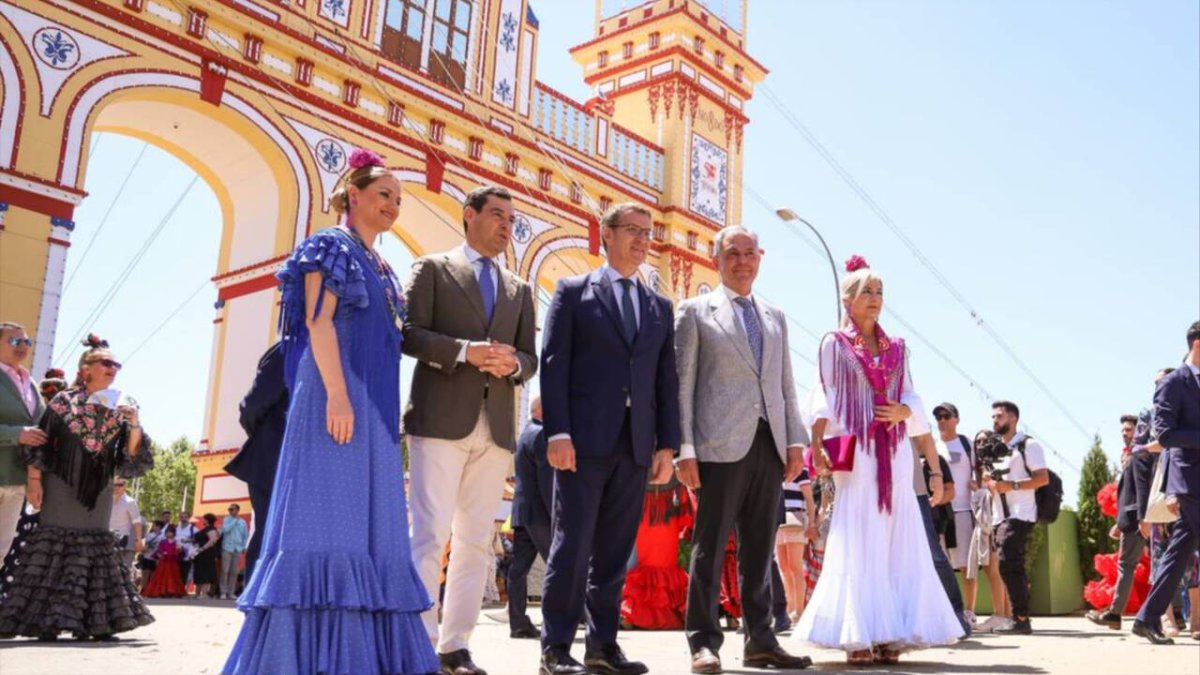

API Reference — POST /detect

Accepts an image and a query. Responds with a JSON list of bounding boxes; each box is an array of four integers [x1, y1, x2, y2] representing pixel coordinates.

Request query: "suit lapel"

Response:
[[492, 268, 521, 334], [758, 302, 778, 376], [592, 271, 631, 350], [0, 371, 37, 422], [631, 279, 654, 350], [444, 248, 489, 327], [710, 291, 757, 373]]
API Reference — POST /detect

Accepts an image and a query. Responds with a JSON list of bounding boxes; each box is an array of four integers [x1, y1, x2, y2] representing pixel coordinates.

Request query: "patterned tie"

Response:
[[734, 296, 763, 371], [478, 257, 496, 322], [617, 278, 638, 345]]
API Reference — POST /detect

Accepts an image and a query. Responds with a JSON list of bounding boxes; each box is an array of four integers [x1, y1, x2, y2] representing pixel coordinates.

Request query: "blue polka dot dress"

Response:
[[223, 229, 437, 675]]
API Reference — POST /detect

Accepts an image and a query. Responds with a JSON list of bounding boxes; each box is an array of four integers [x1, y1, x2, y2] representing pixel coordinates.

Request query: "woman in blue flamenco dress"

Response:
[[224, 149, 438, 675]]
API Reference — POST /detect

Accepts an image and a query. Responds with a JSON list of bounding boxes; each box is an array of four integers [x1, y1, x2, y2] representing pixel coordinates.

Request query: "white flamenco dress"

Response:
[[792, 334, 963, 652]]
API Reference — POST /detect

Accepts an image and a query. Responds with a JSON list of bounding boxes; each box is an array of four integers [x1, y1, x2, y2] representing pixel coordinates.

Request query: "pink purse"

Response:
[[805, 435, 857, 475]]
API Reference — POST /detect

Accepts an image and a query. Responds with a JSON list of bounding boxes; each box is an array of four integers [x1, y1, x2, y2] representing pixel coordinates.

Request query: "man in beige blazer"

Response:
[[403, 185, 537, 675], [0, 322, 46, 561]]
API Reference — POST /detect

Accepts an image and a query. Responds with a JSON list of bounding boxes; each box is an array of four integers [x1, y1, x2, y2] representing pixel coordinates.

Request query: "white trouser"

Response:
[[0, 484, 25, 561], [408, 409, 512, 654]]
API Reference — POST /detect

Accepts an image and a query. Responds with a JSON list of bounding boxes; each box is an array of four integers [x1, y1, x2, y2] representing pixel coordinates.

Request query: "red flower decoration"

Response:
[[1096, 482, 1119, 518], [845, 255, 869, 273], [348, 148, 385, 170]]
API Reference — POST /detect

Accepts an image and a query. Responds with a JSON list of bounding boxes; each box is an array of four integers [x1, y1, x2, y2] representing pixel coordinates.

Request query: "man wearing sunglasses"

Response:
[[0, 322, 47, 563]]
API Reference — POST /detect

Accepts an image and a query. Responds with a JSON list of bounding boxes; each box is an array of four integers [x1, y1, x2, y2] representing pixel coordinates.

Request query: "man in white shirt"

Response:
[[109, 480, 144, 583], [983, 400, 1049, 635], [176, 511, 198, 587]]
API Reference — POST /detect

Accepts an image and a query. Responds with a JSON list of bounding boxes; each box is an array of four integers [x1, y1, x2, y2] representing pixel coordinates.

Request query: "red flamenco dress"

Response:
[[143, 539, 187, 598], [1084, 482, 1151, 613], [620, 481, 693, 629]]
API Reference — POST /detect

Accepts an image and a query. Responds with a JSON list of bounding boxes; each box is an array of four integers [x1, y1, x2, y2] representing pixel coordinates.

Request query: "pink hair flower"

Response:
[[845, 255, 869, 273], [348, 148, 385, 170]]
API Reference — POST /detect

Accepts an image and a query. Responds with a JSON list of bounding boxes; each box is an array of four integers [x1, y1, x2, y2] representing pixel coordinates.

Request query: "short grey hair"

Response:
[[712, 226, 759, 257]]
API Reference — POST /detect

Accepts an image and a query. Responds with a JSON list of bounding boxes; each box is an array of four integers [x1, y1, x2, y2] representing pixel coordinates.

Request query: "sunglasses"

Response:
[[93, 358, 122, 370], [5, 337, 32, 347], [114, 483, 127, 488], [934, 414, 953, 421]]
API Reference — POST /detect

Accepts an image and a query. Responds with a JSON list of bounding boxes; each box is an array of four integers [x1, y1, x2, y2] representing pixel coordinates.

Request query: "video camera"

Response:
[[973, 431, 1012, 480]]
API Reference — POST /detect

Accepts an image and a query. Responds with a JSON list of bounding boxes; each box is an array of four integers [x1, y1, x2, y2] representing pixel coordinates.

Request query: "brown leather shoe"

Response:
[[743, 645, 812, 670], [691, 646, 723, 674]]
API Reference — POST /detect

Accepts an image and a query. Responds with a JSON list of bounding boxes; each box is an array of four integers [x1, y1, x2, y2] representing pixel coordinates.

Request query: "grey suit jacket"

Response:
[[675, 289, 808, 464], [0, 370, 45, 486], [401, 246, 537, 451]]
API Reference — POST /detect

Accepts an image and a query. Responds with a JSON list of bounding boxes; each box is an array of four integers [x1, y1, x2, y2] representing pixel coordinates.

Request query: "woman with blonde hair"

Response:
[[0, 335, 154, 641], [793, 256, 962, 665], [223, 149, 437, 674]]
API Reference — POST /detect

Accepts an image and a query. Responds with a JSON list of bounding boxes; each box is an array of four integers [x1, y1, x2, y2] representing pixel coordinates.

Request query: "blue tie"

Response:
[[734, 296, 762, 371], [478, 257, 495, 322], [617, 278, 638, 345]]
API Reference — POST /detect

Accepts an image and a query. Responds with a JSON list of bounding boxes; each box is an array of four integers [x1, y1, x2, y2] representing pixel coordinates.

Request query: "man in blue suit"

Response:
[[538, 203, 680, 675], [508, 395, 553, 639], [224, 342, 288, 582], [1134, 321, 1200, 645]]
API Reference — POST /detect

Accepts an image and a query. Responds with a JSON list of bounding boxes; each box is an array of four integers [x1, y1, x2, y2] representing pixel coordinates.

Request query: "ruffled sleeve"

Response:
[[803, 334, 845, 436], [116, 427, 154, 479], [277, 229, 370, 319]]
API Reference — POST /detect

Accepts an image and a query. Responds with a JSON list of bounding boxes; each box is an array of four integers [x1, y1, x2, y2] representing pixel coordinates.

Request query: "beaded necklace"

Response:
[[342, 225, 405, 329]]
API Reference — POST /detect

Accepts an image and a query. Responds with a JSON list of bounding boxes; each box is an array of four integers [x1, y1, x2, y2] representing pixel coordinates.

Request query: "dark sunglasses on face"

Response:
[[114, 483, 127, 488], [934, 414, 952, 421], [6, 337, 33, 347], [95, 359, 122, 370]]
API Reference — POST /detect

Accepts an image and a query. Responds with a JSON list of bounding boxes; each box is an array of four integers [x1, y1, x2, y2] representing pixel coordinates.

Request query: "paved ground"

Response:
[[0, 600, 1196, 674]]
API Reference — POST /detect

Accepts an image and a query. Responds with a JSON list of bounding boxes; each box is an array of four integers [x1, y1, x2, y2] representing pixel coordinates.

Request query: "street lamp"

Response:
[[774, 208, 842, 326]]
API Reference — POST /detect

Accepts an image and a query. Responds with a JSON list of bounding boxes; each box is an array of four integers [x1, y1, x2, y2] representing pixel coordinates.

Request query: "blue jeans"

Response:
[[918, 496, 965, 615]]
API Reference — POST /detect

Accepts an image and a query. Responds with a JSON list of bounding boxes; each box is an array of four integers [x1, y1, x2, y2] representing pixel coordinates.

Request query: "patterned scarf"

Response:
[[50, 387, 123, 454], [825, 322, 907, 513]]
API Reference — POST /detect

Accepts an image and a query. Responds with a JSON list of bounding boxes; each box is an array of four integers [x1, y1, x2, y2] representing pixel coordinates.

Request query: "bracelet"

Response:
[[27, 477, 40, 482], [929, 472, 943, 478]]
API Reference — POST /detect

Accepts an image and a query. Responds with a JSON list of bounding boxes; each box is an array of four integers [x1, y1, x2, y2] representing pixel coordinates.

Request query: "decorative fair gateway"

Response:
[[0, 0, 765, 512]]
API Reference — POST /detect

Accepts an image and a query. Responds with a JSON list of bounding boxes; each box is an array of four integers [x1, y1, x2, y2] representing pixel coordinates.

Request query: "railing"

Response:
[[531, 83, 664, 191]]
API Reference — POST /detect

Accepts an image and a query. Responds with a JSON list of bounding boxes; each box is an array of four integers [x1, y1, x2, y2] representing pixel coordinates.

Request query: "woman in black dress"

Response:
[[0, 335, 154, 641], [191, 513, 220, 598]]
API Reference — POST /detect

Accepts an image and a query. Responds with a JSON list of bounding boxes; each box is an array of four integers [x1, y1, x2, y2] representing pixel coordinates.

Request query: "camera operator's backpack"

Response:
[[1015, 437, 1063, 524]]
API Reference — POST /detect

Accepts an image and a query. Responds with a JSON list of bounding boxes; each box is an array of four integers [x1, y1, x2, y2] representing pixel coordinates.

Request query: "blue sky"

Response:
[[54, 1, 1199, 500]]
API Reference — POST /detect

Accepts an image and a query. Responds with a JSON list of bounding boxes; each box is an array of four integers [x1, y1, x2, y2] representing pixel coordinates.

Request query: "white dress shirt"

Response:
[[723, 284, 756, 335]]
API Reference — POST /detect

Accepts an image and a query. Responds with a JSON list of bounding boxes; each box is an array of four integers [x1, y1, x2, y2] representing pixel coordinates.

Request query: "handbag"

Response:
[[804, 434, 856, 476], [1144, 453, 1178, 524]]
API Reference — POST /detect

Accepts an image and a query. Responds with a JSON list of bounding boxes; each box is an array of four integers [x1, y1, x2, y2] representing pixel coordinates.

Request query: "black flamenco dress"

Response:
[[0, 388, 155, 639]]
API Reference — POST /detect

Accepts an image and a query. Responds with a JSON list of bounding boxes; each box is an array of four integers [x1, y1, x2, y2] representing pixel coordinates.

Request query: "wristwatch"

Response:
[[1010, 480, 1020, 492]]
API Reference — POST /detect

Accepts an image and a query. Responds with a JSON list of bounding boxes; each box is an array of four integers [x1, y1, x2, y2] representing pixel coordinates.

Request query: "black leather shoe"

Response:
[[439, 649, 486, 675], [1086, 609, 1121, 630], [995, 617, 1032, 635], [510, 623, 540, 639], [540, 647, 587, 675], [743, 646, 813, 670], [1132, 620, 1175, 645], [584, 644, 648, 675]]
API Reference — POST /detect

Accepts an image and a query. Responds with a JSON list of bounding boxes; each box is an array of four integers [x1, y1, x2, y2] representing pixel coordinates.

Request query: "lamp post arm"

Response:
[[793, 216, 842, 326]]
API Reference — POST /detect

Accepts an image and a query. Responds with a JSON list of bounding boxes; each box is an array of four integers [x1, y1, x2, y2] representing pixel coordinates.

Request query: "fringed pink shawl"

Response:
[[821, 322, 908, 513]]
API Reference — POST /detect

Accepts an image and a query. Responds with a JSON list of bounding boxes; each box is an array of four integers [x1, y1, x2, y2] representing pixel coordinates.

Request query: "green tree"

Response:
[[134, 436, 198, 522], [1076, 434, 1116, 581]]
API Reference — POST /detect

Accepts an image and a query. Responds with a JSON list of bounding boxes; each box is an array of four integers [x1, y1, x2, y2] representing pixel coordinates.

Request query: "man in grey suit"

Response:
[[403, 186, 538, 675], [674, 228, 812, 674], [0, 322, 46, 562]]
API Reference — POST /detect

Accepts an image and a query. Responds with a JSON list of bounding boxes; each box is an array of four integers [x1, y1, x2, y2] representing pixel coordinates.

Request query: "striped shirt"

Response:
[[782, 469, 811, 511]]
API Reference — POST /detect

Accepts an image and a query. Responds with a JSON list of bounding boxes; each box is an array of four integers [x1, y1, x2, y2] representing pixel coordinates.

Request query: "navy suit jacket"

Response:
[[224, 342, 288, 492], [1154, 365, 1200, 498], [1116, 449, 1155, 533], [540, 269, 681, 466], [512, 419, 553, 529]]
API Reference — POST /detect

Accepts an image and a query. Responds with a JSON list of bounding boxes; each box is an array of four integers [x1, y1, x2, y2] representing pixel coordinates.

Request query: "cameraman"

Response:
[[982, 400, 1049, 635]]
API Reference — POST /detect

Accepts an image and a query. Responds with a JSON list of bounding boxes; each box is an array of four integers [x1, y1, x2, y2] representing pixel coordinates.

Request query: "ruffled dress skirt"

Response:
[[793, 437, 963, 652], [223, 349, 438, 675], [0, 476, 154, 638]]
